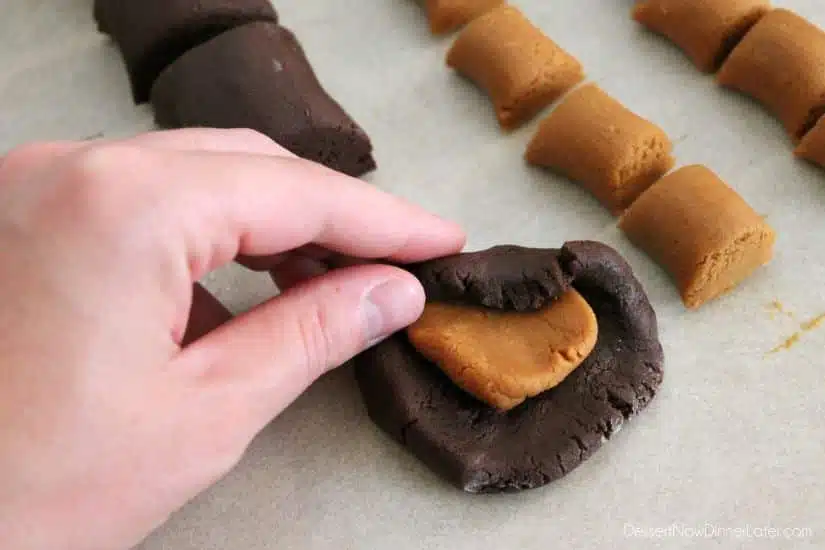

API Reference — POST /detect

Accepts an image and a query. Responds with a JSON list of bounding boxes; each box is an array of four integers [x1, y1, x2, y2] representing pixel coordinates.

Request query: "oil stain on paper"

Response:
[[768, 303, 825, 354]]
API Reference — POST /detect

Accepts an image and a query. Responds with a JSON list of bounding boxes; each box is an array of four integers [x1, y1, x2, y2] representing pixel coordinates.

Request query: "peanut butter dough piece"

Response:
[[633, 0, 771, 73], [619, 165, 775, 309], [526, 84, 675, 215], [407, 290, 598, 411], [717, 9, 825, 140], [795, 115, 825, 168], [446, 5, 585, 130], [422, 0, 505, 35]]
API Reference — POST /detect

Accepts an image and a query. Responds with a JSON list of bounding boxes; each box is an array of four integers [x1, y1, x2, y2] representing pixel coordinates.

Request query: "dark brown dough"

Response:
[[94, 0, 278, 103], [356, 241, 664, 492], [410, 245, 572, 311], [150, 22, 377, 178]]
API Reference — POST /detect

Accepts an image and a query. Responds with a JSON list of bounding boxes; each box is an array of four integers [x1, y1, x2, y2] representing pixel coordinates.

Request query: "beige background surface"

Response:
[[1, 0, 823, 548]]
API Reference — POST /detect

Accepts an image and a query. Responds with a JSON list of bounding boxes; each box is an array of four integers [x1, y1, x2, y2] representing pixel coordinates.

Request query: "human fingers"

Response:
[[241, 244, 371, 271], [1, 127, 291, 177], [268, 254, 329, 291], [267, 250, 376, 291], [240, 244, 363, 290], [116, 147, 465, 278], [124, 128, 296, 157], [0, 141, 89, 179], [181, 284, 234, 346], [238, 243, 333, 273], [0, 126, 286, 179], [175, 264, 424, 426]]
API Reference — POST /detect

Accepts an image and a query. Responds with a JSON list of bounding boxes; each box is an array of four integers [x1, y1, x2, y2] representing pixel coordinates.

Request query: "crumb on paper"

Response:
[[769, 333, 801, 354], [768, 312, 825, 354], [766, 300, 794, 320], [801, 313, 825, 331]]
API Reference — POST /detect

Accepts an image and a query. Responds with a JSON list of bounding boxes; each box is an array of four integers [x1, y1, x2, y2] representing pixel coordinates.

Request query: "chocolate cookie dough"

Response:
[[150, 22, 376, 178], [356, 242, 664, 493], [94, 0, 278, 103]]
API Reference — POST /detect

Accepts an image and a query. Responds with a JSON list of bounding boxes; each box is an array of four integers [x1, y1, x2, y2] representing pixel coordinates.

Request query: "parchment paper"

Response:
[[1, 1, 823, 548]]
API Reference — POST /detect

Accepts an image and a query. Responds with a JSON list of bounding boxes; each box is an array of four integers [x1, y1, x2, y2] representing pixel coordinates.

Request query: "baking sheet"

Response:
[[1, 0, 823, 548]]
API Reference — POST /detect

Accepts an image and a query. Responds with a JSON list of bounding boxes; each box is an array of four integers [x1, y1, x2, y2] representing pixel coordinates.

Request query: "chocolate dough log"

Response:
[[150, 22, 376, 178], [94, 0, 278, 103], [356, 242, 664, 493]]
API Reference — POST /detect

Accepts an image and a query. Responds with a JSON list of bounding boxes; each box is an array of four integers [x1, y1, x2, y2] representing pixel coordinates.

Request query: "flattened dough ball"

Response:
[[446, 5, 585, 130], [150, 22, 376, 178], [422, 0, 505, 35], [717, 9, 825, 140], [795, 116, 825, 169], [94, 0, 278, 103], [356, 242, 664, 493], [407, 290, 598, 411], [632, 0, 771, 73], [526, 84, 675, 214], [619, 165, 776, 309]]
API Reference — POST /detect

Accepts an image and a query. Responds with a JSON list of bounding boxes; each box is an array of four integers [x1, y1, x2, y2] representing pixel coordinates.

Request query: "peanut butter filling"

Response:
[[407, 289, 598, 411]]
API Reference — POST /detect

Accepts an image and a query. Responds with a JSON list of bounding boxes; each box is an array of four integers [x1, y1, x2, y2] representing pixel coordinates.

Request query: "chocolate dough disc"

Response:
[[150, 22, 377, 178], [356, 241, 664, 492], [410, 244, 572, 311], [94, 0, 278, 103]]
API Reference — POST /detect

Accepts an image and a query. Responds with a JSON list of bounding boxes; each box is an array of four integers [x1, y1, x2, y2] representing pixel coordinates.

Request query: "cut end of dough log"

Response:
[[683, 225, 776, 309]]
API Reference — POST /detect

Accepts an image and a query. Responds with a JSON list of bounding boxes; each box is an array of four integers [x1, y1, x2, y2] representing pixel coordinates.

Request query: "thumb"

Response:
[[177, 264, 424, 426]]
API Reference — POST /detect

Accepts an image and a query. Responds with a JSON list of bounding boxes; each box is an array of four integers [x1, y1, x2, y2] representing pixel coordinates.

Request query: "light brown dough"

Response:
[[633, 0, 771, 72], [407, 290, 598, 411], [446, 5, 585, 130], [717, 9, 825, 140], [619, 165, 776, 309], [525, 83, 675, 215], [423, 0, 505, 35], [795, 115, 825, 168]]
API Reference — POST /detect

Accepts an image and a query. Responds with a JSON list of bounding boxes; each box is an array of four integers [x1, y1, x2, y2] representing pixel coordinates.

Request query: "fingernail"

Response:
[[363, 278, 424, 346]]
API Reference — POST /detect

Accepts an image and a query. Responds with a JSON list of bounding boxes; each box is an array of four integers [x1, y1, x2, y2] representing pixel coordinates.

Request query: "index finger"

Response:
[[120, 146, 466, 277]]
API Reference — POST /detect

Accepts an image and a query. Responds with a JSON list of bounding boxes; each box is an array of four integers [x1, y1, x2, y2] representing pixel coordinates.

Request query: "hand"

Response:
[[0, 129, 465, 550]]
